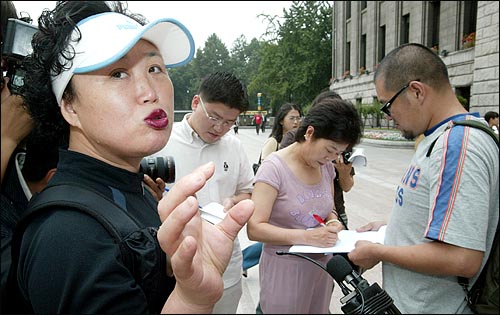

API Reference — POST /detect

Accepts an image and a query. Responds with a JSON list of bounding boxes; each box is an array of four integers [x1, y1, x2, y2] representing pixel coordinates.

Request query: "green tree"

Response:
[[169, 59, 202, 111], [250, 1, 333, 113], [230, 36, 263, 108], [192, 34, 232, 79], [170, 33, 233, 112]]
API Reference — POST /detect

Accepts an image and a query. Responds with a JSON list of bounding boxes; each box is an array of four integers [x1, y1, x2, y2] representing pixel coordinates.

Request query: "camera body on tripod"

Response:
[[340, 280, 398, 314], [328, 255, 401, 314], [2, 18, 37, 95]]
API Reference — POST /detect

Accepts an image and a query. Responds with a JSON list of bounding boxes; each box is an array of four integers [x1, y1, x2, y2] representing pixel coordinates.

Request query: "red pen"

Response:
[[311, 212, 326, 227]]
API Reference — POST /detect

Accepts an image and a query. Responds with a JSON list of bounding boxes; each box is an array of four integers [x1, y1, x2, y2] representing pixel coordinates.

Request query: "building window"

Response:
[[378, 25, 386, 63], [462, 1, 477, 49], [400, 14, 410, 45], [360, 1, 367, 10], [346, 1, 351, 19], [345, 41, 351, 74], [455, 86, 471, 111], [360, 34, 366, 69], [427, 1, 440, 49], [463, 1, 477, 36]]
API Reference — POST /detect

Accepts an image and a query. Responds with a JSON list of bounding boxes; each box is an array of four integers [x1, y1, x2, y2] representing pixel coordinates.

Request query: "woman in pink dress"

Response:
[[247, 98, 362, 314]]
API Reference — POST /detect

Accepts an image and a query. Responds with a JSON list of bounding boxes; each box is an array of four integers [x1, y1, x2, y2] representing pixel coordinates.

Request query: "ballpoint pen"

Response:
[[310, 211, 326, 227]]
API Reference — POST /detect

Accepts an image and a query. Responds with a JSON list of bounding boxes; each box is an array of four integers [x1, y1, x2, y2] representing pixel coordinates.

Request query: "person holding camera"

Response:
[[0, 1, 34, 185], [5, 2, 254, 314], [151, 71, 254, 314], [1, 0, 37, 293]]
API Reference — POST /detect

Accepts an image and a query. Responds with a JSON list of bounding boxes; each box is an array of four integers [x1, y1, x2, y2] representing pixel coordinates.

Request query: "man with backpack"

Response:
[[348, 43, 499, 314]]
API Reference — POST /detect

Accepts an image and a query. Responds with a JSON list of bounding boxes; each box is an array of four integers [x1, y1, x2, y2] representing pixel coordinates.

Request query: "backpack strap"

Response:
[[436, 121, 499, 298], [453, 120, 499, 147], [4, 183, 142, 313], [426, 119, 499, 157]]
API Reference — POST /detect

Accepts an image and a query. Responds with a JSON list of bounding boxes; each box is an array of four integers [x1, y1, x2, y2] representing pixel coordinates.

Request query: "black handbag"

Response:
[[252, 154, 262, 175]]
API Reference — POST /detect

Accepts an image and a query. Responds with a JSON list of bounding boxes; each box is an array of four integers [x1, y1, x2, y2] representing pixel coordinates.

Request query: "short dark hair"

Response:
[[295, 98, 362, 147], [375, 43, 450, 93], [198, 71, 249, 112], [311, 89, 342, 106], [22, 135, 60, 182], [485, 111, 499, 122]]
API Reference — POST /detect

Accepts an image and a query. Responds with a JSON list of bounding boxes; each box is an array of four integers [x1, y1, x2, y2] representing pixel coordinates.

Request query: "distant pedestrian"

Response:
[[484, 111, 499, 135], [252, 112, 263, 135], [261, 113, 267, 133], [234, 116, 240, 134]]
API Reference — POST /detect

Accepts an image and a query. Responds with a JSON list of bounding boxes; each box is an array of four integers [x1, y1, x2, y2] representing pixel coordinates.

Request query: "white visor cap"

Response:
[[51, 12, 195, 105]]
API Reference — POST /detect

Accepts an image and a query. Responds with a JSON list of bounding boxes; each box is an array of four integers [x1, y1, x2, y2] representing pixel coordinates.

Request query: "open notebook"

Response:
[[289, 225, 386, 254]]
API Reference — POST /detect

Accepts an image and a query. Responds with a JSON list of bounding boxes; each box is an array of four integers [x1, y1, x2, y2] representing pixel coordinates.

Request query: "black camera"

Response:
[[2, 18, 38, 95], [341, 151, 352, 164], [140, 156, 176, 184]]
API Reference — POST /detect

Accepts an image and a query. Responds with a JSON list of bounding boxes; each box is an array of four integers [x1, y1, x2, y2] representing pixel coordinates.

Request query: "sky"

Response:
[[12, 1, 294, 49]]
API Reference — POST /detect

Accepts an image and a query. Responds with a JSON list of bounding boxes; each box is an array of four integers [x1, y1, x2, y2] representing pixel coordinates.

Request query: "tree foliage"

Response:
[[169, 1, 333, 117]]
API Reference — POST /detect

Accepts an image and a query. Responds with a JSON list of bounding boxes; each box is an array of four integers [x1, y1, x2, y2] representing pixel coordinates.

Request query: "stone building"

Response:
[[330, 1, 499, 117]]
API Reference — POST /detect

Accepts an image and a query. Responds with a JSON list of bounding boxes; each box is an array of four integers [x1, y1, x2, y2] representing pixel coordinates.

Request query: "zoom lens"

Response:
[[140, 156, 175, 183]]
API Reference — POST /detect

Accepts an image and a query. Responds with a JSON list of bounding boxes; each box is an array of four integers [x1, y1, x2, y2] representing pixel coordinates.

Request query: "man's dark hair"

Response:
[[485, 111, 499, 123], [198, 71, 249, 112], [21, 135, 60, 182], [374, 43, 450, 93]]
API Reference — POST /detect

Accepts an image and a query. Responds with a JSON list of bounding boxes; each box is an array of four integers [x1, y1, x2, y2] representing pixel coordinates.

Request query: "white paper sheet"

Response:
[[200, 202, 226, 224], [289, 225, 386, 254]]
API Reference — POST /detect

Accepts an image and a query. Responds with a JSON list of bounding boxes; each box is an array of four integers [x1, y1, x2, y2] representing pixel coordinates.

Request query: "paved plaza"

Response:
[[232, 127, 415, 314]]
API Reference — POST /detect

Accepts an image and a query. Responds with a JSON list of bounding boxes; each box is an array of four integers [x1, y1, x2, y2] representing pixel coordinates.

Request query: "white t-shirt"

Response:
[[151, 114, 254, 289]]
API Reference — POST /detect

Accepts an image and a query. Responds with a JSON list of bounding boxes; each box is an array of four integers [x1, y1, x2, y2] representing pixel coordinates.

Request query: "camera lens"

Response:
[[140, 156, 175, 183], [342, 151, 352, 164]]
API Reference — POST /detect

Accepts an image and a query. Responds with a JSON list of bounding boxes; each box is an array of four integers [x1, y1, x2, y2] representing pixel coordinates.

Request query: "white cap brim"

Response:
[[51, 12, 195, 105]]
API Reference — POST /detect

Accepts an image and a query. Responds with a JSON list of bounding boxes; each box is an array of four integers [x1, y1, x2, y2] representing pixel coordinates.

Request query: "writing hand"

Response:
[[307, 226, 341, 247]]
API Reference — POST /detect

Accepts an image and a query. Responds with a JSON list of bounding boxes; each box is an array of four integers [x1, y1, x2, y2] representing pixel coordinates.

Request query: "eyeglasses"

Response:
[[288, 116, 302, 122], [198, 96, 236, 128], [380, 80, 418, 116]]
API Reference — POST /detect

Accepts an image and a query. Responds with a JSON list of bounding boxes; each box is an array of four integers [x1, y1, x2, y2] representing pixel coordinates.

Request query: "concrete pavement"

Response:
[[233, 127, 415, 314]]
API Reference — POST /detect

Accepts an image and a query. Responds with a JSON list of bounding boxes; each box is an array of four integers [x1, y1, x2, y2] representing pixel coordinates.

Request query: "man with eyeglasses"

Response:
[[348, 43, 498, 313], [151, 71, 254, 314]]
